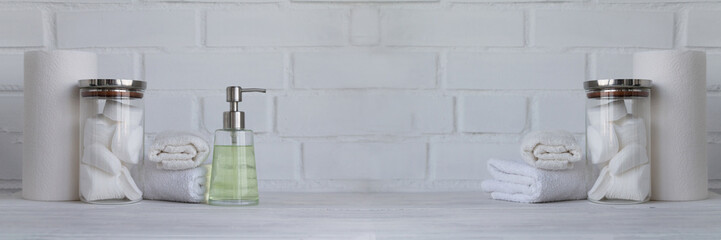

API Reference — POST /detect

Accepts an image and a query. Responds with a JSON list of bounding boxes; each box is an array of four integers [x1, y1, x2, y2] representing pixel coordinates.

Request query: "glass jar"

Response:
[[584, 79, 652, 204], [78, 79, 146, 204]]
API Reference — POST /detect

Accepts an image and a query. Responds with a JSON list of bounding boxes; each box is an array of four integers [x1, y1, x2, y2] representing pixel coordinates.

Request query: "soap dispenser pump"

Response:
[[208, 86, 265, 206]]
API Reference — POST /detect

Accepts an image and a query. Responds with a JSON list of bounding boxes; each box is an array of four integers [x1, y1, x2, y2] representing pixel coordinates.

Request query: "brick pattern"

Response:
[[1, 1, 721, 191]]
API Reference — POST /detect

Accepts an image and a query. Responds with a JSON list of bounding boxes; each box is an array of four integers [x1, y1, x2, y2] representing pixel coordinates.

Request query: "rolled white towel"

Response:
[[141, 163, 210, 203], [81, 143, 121, 175], [103, 99, 143, 126], [520, 130, 582, 170], [111, 126, 144, 165], [481, 158, 592, 203], [148, 131, 210, 170], [586, 125, 619, 165]]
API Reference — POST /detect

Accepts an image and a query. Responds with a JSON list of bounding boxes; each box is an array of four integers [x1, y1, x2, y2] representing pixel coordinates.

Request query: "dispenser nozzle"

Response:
[[223, 86, 266, 129]]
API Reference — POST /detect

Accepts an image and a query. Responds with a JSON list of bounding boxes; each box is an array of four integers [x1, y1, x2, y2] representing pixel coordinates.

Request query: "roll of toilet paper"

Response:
[[23, 50, 97, 201], [634, 50, 707, 201], [111, 126, 144, 165]]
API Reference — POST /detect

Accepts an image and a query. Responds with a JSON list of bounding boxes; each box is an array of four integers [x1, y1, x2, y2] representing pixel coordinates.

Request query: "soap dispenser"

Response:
[[208, 86, 265, 206]]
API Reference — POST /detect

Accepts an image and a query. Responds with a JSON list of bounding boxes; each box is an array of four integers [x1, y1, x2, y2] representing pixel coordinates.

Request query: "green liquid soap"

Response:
[[208, 145, 259, 206]]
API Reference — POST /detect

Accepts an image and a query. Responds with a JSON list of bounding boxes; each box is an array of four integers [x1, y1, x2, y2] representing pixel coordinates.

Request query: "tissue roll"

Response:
[[634, 50, 707, 201], [23, 50, 97, 201]]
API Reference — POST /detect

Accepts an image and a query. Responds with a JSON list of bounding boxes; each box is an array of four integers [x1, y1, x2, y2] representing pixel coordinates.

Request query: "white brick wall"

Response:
[[535, 10, 674, 48], [1, 1, 721, 192], [0, 10, 43, 47]]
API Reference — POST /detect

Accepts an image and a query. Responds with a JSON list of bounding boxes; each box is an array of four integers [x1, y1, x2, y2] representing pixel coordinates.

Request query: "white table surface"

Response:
[[2, 191, 721, 239]]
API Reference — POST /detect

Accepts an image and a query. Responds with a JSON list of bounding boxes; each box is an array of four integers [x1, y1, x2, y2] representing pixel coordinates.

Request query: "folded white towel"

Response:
[[586, 125, 619, 165], [148, 131, 210, 170], [520, 130, 582, 170], [141, 163, 210, 203], [481, 158, 592, 203]]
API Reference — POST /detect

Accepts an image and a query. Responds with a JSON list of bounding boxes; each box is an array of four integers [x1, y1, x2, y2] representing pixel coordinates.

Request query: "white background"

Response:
[[0, 0, 720, 192]]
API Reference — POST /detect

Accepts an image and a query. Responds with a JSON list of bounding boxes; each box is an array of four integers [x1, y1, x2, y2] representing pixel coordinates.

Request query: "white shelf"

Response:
[[2, 192, 720, 239]]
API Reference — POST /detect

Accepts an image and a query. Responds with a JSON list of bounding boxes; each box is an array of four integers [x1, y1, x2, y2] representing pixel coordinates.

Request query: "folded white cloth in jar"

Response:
[[79, 164, 142, 202], [83, 115, 116, 148], [111, 126, 144, 165], [587, 100, 627, 127], [481, 158, 593, 203], [81, 143, 122, 175], [615, 115, 648, 149], [520, 130, 582, 170], [588, 164, 650, 202], [103, 99, 143, 126], [148, 131, 210, 170], [608, 143, 649, 176], [141, 163, 210, 203], [586, 125, 620, 165]]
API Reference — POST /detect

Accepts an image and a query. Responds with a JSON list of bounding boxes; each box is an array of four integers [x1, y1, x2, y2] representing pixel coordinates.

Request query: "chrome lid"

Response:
[[78, 79, 146, 90], [584, 79, 652, 90]]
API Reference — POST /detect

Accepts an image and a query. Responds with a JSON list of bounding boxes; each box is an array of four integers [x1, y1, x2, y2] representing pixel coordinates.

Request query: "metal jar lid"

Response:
[[78, 79, 146, 90], [583, 79, 652, 90]]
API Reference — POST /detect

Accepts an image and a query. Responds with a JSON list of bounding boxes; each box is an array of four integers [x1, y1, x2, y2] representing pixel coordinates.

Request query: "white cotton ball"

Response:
[[111, 126, 144, 165], [83, 115, 116, 148], [81, 143, 122, 176], [608, 143, 649, 176], [587, 125, 620, 165], [103, 99, 143, 126], [587, 100, 628, 127]]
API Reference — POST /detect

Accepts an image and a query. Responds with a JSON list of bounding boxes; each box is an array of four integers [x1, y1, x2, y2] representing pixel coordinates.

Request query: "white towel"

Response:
[[481, 158, 593, 203], [141, 163, 210, 203], [520, 130, 582, 170], [148, 131, 210, 170]]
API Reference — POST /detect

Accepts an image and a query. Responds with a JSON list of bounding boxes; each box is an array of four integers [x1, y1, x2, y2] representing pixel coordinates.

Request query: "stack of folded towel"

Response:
[[482, 130, 590, 203], [141, 131, 211, 203]]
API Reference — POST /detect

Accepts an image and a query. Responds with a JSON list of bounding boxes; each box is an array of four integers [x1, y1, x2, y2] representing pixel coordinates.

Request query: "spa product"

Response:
[[584, 79, 652, 204], [208, 86, 265, 206], [78, 79, 146, 204], [23, 50, 97, 201]]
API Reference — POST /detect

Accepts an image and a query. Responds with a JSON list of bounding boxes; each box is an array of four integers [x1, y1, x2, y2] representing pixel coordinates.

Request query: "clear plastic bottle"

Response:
[[584, 79, 652, 204], [78, 79, 146, 204], [208, 86, 265, 206]]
